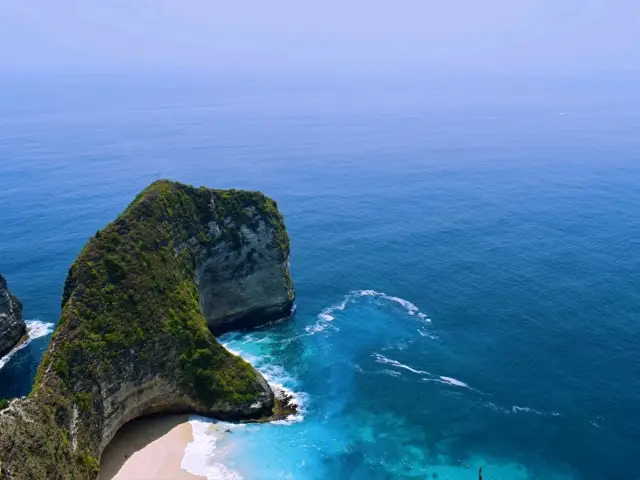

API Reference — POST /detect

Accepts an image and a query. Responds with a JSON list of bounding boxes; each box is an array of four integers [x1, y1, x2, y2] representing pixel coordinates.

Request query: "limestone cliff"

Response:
[[0, 180, 295, 480], [0, 274, 26, 358], [197, 203, 294, 334]]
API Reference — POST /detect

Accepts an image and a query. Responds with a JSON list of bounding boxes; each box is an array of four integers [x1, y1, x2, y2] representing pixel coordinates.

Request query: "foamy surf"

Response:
[[181, 333, 307, 479], [357, 290, 430, 320], [182, 416, 244, 480], [438, 376, 470, 388], [372, 353, 431, 375], [307, 289, 432, 335], [372, 353, 480, 393], [417, 328, 439, 340], [0, 320, 55, 370], [422, 375, 483, 394], [485, 402, 560, 417], [260, 367, 307, 425], [222, 339, 306, 424]]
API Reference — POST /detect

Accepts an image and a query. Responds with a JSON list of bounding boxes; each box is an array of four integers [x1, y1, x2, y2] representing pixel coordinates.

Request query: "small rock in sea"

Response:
[[225, 428, 232, 433]]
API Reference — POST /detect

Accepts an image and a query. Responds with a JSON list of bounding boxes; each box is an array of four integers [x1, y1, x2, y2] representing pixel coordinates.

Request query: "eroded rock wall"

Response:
[[0, 274, 26, 358], [197, 207, 294, 334], [0, 181, 294, 480]]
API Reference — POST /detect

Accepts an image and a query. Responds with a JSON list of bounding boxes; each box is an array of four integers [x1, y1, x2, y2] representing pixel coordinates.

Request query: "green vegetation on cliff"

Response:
[[47, 180, 288, 405], [0, 180, 293, 480]]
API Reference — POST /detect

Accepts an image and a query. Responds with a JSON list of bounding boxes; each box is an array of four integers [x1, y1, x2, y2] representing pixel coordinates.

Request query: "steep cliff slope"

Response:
[[0, 180, 295, 479], [0, 274, 26, 358]]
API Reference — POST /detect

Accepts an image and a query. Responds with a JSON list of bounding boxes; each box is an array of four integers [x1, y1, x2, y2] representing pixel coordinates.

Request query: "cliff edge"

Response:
[[0, 274, 26, 358], [0, 180, 295, 479]]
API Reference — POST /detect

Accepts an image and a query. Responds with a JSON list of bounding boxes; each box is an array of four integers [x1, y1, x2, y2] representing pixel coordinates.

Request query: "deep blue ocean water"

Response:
[[1, 73, 639, 479]]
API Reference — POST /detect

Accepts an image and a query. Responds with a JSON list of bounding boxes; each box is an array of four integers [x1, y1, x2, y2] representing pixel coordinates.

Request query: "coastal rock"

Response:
[[0, 180, 295, 480], [0, 274, 26, 358], [197, 205, 294, 334]]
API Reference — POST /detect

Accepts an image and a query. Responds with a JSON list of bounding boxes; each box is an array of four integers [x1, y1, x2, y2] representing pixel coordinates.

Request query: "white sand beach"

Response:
[[99, 414, 205, 480]]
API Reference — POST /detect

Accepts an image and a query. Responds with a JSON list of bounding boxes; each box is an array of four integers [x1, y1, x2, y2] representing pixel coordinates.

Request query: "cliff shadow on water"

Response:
[[0, 180, 295, 480]]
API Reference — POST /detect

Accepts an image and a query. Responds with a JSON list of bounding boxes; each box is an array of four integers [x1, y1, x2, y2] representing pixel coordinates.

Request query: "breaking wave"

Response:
[[437, 376, 471, 388], [0, 320, 55, 370], [222, 340, 306, 425], [182, 416, 245, 480], [372, 353, 431, 375], [307, 289, 432, 335], [373, 352, 478, 393]]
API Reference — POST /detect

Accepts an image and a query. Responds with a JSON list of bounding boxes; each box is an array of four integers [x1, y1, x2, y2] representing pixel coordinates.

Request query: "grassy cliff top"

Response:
[[42, 180, 289, 399], [0, 180, 292, 479]]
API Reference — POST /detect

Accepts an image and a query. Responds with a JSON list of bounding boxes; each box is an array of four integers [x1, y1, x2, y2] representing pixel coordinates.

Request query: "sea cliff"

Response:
[[0, 180, 295, 479], [0, 274, 26, 358]]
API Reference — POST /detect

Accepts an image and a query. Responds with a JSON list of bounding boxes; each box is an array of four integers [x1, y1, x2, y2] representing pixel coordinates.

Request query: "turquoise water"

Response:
[[1, 74, 639, 479]]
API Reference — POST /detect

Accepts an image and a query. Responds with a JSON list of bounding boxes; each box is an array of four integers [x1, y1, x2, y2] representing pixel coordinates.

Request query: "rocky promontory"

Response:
[[0, 180, 295, 479], [0, 274, 26, 358]]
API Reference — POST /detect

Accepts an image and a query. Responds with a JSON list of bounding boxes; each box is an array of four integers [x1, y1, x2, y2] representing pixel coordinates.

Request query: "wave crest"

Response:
[[372, 353, 431, 375], [222, 340, 306, 425], [307, 289, 432, 335], [485, 402, 560, 417], [182, 416, 244, 480], [0, 320, 55, 370]]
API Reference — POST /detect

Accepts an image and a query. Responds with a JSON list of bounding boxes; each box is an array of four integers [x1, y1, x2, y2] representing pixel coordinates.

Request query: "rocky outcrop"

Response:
[[0, 180, 295, 480], [0, 274, 26, 358], [197, 205, 294, 334]]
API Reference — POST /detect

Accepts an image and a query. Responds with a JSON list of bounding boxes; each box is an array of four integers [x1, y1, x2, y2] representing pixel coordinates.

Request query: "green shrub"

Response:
[[4, 180, 292, 480]]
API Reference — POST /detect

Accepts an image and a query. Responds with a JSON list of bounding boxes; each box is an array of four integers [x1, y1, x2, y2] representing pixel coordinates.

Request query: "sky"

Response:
[[1, 1, 639, 75]]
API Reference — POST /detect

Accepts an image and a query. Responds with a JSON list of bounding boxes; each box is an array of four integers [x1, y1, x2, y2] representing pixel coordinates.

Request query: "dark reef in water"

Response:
[[0, 180, 295, 480]]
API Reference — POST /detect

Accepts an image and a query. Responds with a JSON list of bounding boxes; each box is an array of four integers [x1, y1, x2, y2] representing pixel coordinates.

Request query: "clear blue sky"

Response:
[[1, 1, 639, 75]]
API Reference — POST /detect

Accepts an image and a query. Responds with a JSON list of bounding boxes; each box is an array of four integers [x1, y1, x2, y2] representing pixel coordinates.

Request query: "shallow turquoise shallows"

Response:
[[1, 73, 639, 479]]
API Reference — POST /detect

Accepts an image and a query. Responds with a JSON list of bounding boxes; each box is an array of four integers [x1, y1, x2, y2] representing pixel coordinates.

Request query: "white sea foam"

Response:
[[262, 370, 307, 425], [485, 402, 560, 417], [305, 296, 347, 334], [357, 290, 424, 317], [242, 334, 268, 344], [511, 406, 540, 414], [304, 322, 332, 335], [511, 405, 559, 417], [417, 328, 439, 340], [371, 352, 473, 392], [0, 320, 55, 370], [438, 376, 470, 388], [222, 339, 306, 424], [372, 353, 430, 375], [307, 289, 432, 335], [182, 416, 244, 480], [422, 374, 478, 392]]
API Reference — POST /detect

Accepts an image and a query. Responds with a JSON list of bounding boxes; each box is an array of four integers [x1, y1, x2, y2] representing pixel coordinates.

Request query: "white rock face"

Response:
[[0, 274, 26, 358], [195, 207, 295, 334]]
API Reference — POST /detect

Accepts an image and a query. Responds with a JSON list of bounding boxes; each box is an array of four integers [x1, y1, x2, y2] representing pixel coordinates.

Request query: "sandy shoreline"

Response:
[[99, 414, 205, 480]]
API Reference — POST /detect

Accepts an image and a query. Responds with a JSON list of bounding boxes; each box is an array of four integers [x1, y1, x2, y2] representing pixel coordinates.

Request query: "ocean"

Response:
[[1, 72, 639, 479]]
